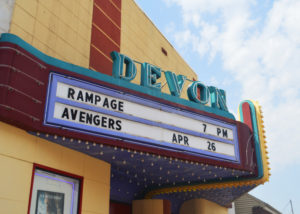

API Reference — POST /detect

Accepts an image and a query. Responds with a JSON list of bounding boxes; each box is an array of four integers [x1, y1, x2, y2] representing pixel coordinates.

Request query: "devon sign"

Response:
[[45, 73, 240, 162], [111, 51, 228, 112]]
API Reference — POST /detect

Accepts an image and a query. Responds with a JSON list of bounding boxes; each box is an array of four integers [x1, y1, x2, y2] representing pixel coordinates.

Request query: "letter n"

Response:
[[208, 86, 228, 111]]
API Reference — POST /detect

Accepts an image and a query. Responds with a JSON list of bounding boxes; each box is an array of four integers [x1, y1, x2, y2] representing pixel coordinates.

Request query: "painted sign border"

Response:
[[45, 73, 240, 163]]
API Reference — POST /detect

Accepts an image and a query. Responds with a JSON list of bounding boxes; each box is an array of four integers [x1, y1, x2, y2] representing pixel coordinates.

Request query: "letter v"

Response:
[[164, 71, 186, 97]]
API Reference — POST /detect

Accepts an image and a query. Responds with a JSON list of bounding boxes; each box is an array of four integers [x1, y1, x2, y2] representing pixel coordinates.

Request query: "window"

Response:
[[28, 165, 83, 214]]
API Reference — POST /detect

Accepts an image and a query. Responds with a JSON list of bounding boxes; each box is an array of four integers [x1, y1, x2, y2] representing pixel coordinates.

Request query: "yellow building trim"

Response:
[[9, 0, 93, 69], [132, 199, 164, 214], [120, 0, 197, 99], [0, 122, 111, 214], [180, 199, 228, 214], [251, 100, 271, 182]]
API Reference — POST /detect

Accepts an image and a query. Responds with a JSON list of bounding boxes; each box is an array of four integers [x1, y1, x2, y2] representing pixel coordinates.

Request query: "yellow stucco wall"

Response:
[[9, 0, 93, 68], [132, 199, 164, 214], [180, 199, 228, 214], [8, 0, 198, 99], [121, 0, 198, 99], [0, 122, 111, 214]]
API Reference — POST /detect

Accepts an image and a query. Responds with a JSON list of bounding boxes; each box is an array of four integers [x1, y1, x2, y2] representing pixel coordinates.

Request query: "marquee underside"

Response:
[[31, 132, 256, 213]]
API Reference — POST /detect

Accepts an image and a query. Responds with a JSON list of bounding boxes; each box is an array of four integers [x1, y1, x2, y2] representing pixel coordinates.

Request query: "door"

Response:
[[110, 201, 132, 214]]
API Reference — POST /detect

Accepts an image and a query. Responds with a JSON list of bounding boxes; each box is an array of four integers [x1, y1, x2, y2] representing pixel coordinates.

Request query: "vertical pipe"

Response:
[[290, 200, 294, 214]]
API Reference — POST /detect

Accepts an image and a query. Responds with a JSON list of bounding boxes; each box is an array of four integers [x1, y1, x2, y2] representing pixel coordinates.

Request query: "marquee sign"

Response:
[[45, 73, 240, 162]]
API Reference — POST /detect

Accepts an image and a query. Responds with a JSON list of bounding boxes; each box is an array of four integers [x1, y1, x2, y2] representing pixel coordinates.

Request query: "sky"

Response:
[[135, 0, 300, 213]]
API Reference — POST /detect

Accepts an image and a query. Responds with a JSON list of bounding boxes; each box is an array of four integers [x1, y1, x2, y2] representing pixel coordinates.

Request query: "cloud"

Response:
[[0, 0, 15, 33], [167, 0, 300, 171]]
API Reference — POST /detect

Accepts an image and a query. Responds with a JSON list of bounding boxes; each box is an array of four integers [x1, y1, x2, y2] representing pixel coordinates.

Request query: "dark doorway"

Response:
[[110, 201, 132, 214]]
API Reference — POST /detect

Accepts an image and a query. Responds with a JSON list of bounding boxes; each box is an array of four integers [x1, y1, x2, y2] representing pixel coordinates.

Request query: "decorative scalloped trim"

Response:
[[252, 100, 271, 182]]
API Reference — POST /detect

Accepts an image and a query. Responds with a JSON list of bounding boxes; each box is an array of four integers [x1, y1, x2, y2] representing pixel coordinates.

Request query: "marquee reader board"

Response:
[[45, 73, 240, 162]]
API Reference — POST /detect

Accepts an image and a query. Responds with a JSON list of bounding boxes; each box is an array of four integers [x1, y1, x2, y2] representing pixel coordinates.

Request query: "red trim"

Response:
[[161, 47, 168, 56], [90, 46, 113, 75], [242, 102, 253, 132], [78, 175, 84, 214], [92, 6, 121, 44], [27, 164, 36, 214], [33, 163, 84, 180], [91, 23, 120, 57], [197, 87, 201, 100], [163, 200, 171, 214], [110, 0, 121, 11], [109, 201, 132, 214], [89, 0, 121, 76], [192, 78, 202, 100], [237, 122, 257, 175], [27, 163, 84, 214], [94, 0, 121, 27]]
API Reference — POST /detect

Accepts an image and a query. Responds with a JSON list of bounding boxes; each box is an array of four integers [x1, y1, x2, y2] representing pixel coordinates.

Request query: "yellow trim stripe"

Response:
[[89, 66, 97, 71], [252, 100, 271, 183]]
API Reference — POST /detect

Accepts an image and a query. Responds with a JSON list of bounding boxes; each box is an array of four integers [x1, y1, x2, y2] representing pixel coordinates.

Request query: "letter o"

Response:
[[187, 81, 210, 105]]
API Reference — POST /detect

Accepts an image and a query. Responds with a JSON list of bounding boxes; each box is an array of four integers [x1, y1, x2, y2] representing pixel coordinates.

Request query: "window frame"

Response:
[[27, 163, 84, 214]]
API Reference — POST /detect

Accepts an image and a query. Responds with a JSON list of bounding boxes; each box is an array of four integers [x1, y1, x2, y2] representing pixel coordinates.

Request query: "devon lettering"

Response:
[[111, 51, 228, 112]]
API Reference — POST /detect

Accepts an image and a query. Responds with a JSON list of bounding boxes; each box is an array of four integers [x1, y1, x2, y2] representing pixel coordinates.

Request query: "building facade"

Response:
[[0, 0, 270, 214], [230, 194, 281, 214]]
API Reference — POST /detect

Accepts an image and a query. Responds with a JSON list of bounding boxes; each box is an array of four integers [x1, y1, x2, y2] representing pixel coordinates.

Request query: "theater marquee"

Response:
[[45, 73, 239, 162]]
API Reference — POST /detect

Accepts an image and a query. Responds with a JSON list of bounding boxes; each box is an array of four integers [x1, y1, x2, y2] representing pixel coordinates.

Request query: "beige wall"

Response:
[[180, 199, 228, 214], [8, 0, 93, 68], [8, 0, 198, 99], [132, 199, 164, 214], [0, 122, 111, 214], [121, 0, 197, 99]]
